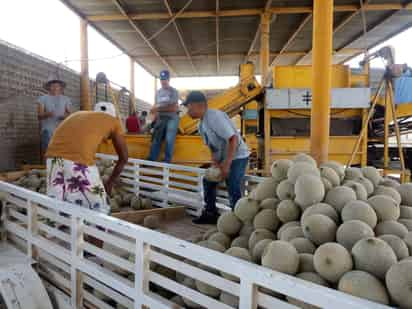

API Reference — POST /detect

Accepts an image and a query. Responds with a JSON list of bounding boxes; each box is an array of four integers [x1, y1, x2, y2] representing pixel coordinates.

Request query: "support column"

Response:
[[260, 12, 271, 174], [260, 12, 271, 87], [310, 0, 334, 164], [80, 19, 91, 110], [153, 77, 158, 104], [130, 57, 136, 114]]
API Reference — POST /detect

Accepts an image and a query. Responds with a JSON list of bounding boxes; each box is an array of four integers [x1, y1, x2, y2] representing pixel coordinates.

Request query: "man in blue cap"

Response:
[[183, 91, 250, 224], [148, 70, 180, 163]]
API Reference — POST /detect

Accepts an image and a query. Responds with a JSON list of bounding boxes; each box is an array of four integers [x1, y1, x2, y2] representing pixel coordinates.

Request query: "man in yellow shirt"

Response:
[[45, 102, 128, 213]]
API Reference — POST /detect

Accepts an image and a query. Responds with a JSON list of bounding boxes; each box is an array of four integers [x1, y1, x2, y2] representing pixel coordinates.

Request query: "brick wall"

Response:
[[0, 39, 151, 172]]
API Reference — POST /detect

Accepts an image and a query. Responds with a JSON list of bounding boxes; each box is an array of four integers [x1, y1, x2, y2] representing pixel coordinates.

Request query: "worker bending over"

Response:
[[45, 102, 128, 214], [183, 91, 250, 224], [37, 73, 72, 159], [148, 70, 179, 163]]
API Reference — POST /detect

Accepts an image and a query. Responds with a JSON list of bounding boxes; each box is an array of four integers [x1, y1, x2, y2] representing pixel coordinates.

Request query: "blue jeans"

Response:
[[41, 130, 52, 151], [148, 115, 179, 163], [203, 157, 249, 214]]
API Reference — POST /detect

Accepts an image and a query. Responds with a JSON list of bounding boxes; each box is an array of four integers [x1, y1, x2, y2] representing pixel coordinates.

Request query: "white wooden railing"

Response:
[[0, 183, 390, 308], [97, 153, 263, 216]]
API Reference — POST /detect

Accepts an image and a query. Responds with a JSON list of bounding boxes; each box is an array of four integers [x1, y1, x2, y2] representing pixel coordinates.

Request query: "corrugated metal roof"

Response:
[[60, 0, 412, 77]]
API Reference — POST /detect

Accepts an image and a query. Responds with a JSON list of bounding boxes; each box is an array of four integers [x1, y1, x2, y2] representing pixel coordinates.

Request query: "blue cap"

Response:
[[159, 70, 170, 80], [182, 91, 207, 106]]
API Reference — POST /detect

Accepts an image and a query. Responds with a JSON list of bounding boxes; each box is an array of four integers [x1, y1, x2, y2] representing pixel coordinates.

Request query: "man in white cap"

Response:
[[37, 73, 72, 158], [45, 102, 128, 213]]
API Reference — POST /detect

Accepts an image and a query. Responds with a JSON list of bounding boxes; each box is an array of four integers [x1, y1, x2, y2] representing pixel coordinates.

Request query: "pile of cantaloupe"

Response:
[[191, 153, 412, 308], [12, 170, 47, 194]]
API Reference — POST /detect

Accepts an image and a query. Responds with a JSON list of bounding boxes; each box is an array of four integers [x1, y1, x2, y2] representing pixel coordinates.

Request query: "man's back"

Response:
[[46, 111, 122, 166]]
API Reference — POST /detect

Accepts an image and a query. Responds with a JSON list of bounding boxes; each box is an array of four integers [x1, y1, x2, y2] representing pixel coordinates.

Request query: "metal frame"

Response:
[[0, 180, 391, 309], [86, 3, 412, 22], [110, 0, 176, 76]]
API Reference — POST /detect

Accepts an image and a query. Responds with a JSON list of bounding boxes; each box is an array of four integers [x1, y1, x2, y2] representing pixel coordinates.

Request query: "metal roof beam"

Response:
[[134, 50, 362, 61], [337, 0, 412, 64], [87, 3, 412, 21], [111, 0, 176, 76], [270, 13, 312, 66], [295, 0, 371, 65], [245, 0, 274, 63], [163, 0, 197, 75]]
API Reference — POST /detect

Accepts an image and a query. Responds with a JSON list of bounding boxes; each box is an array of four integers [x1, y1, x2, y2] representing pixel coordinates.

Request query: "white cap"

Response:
[[94, 102, 116, 118]]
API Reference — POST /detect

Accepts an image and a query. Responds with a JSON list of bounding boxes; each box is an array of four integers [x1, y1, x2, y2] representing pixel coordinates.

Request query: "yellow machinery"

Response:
[[99, 58, 412, 177]]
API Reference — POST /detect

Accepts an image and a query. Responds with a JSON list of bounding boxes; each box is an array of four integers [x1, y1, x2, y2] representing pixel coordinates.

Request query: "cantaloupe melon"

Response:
[[252, 239, 272, 263], [320, 166, 340, 187], [271, 159, 293, 181], [276, 180, 295, 200], [375, 220, 408, 238], [208, 232, 231, 249], [368, 195, 400, 222], [344, 167, 363, 181], [289, 237, 316, 254], [378, 235, 409, 261], [234, 197, 260, 222], [292, 153, 317, 166], [302, 214, 337, 245], [400, 205, 412, 219], [248, 229, 276, 251], [343, 181, 368, 201], [231, 236, 249, 249], [301, 203, 339, 224], [314, 243, 353, 283], [217, 211, 242, 236], [338, 271, 389, 305], [361, 166, 382, 187], [277, 221, 300, 239], [249, 178, 279, 201], [277, 200, 301, 223], [261, 241, 299, 275], [287, 162, 320, 184], [351, 237, 397, 279], [253, 208, 280, 232], [385, 260, 412, 309], [374, 185, 401, 206], [294, 174, 325, 210], [325, 186, 357, 213], [299, 253, 315, 273], [336, 220, 375, 251], [341, 200, 378, 228], [396, 183, 412, 206], [320, 161, 345, 181], [260, 197, 280, 210], [280, 226, 304, 242]]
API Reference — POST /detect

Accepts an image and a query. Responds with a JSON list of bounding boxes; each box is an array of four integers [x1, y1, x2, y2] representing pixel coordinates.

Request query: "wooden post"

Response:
[[130, 57, 136, 114], [383, 88, 390, 175], [260, 12, 271, 87], [260, 12, 271, 174], [310, 0, 334, 164], [80, 19, 91, 110]]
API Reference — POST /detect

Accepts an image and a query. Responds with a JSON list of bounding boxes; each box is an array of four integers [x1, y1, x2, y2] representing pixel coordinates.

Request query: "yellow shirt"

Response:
[[46, 111, 123, 166]]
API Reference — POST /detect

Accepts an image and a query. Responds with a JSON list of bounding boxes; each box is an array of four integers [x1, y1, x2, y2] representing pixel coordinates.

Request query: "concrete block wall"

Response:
[[0, 39, 151, 172]]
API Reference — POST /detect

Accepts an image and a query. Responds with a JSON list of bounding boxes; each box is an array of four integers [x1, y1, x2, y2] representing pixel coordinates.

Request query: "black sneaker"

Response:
[[192, 211, 218, 224]]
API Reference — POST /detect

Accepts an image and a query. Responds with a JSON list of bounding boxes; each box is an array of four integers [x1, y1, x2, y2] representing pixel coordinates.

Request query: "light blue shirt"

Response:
[[199, 109, 250, 163], [37, 95, 71, 133]]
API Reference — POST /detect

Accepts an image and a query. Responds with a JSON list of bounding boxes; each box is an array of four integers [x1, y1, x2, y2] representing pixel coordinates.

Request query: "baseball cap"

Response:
[[94, 102, 117, 118], [159, 70, 170, 80], [182, 91, 207, 106]]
